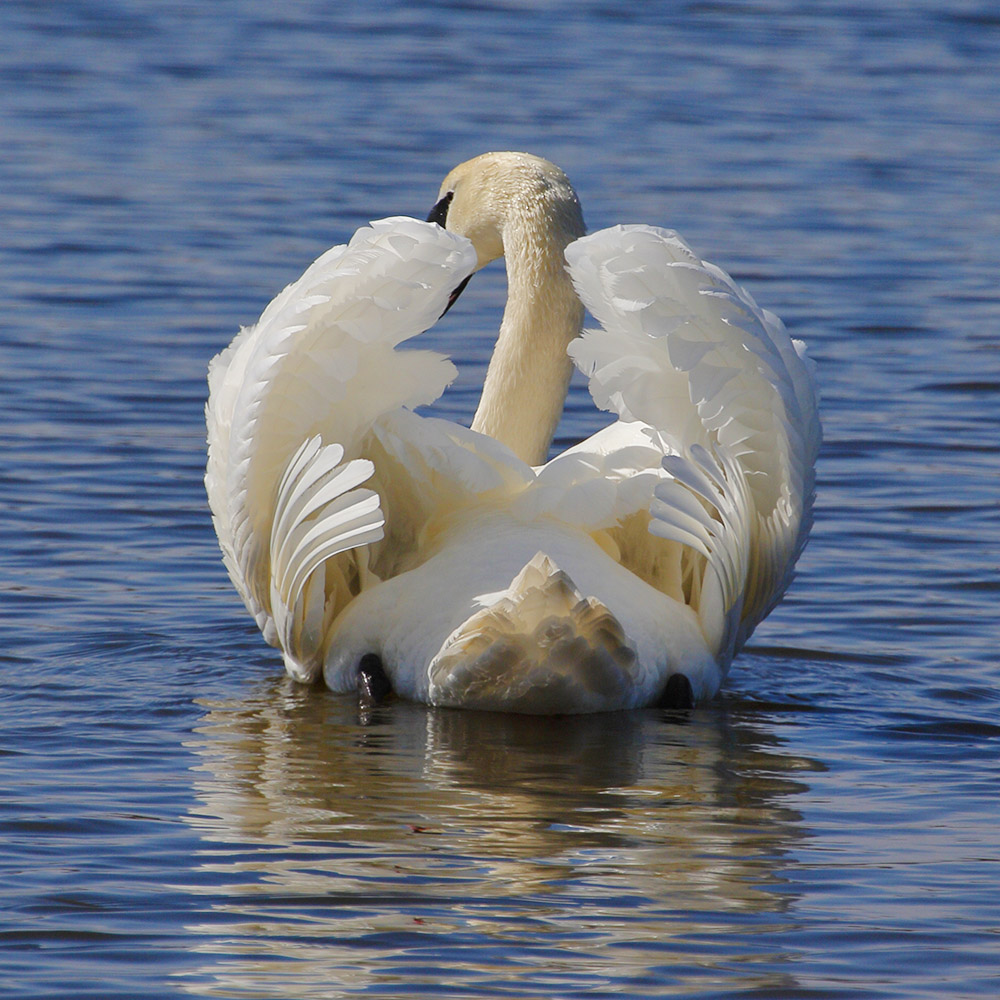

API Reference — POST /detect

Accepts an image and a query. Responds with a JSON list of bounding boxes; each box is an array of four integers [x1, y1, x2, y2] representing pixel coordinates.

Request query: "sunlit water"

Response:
[[2, 2, 998, 998]]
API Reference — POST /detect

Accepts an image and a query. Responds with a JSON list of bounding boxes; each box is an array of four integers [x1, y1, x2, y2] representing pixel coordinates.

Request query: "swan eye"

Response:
[[426, 191, 454, 228]]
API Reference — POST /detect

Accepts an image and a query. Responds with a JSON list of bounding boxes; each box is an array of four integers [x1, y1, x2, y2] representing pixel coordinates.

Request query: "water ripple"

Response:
[[2, 1, 1000, 997]]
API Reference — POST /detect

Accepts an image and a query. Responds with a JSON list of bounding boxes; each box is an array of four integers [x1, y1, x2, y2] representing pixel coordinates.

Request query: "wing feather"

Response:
[[268, 436, 387, 681], [566, 224, 819, 658], [205, 218, 477, 656]]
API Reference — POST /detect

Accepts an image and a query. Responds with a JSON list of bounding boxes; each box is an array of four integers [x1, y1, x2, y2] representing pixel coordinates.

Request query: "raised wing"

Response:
[[566, 225, 819, 661], [205, 218, 478, 676]]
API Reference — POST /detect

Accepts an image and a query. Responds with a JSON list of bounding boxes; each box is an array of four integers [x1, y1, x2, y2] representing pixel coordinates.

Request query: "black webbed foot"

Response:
[[358, 653, 392, 711], [657, 673, 694, 710]]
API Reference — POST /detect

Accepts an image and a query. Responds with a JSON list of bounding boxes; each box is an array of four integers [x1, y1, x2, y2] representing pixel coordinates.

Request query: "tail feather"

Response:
[[428, 553, 639, 714]]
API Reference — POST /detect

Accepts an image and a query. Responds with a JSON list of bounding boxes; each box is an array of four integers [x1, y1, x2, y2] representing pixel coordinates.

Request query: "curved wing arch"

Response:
[[566, 225, 820, 661], [205, 218, 478, 678]]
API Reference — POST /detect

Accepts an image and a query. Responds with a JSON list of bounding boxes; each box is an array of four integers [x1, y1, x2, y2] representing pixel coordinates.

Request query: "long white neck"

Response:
[[471, 217, 585, 467]]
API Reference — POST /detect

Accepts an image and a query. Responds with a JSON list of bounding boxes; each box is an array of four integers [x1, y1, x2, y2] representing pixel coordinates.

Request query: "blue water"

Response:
[[2, 2, 999, 997]]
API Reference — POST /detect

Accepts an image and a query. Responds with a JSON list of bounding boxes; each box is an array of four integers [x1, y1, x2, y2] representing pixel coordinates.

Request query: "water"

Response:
[[2, 1, 998, 997]]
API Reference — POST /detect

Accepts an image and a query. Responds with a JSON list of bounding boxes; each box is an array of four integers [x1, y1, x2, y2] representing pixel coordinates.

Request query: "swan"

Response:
[[205, 152, 820, 714]]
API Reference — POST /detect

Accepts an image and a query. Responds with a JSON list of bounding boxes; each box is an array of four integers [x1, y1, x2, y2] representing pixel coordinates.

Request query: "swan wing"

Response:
[[205, 217, 477, 672], [566, 225, 819, 659]]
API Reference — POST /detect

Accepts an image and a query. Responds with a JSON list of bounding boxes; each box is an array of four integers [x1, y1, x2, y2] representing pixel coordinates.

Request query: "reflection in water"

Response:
[[179, 681, 820, 997]]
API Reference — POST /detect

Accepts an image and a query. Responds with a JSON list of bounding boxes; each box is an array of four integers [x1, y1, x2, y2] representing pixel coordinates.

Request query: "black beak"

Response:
[[441, 273, 472, 317], [427, 191, 472, 319], [427, 191, 469, 315], [426, 191, 454, 228]]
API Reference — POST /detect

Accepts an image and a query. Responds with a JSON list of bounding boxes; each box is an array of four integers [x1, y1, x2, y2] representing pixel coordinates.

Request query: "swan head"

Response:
[[427, 152, 586, 270], [427, 153, 587, 465]]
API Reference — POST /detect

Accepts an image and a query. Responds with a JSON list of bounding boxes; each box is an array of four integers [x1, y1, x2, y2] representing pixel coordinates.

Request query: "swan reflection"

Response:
[[178, 682, 819, 997]]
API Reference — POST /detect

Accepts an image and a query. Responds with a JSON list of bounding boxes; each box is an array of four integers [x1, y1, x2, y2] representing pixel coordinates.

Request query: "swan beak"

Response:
[[441, 273, 472, 317], [426, 192, 453, 228], [426, 193, 470, 316]]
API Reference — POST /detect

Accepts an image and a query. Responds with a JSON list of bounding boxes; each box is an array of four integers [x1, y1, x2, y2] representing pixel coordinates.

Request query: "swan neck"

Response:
[[471, 222, 584, 466]]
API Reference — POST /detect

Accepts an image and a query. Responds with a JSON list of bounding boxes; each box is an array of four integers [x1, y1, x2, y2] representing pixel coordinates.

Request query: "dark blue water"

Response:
[[2, 2, 998, 997]]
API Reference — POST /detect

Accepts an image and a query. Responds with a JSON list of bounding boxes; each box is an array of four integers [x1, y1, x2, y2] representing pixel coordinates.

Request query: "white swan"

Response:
[[205, 152, 820, 714]]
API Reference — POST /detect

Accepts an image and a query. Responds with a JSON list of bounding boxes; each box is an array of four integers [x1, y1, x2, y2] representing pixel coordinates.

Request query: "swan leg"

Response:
[[358, 653, 392, 709], [657, 673, 694, 710]]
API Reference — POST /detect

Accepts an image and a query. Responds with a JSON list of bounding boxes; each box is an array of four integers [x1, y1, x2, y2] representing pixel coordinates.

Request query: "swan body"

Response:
[[206, 152, 819, 713]]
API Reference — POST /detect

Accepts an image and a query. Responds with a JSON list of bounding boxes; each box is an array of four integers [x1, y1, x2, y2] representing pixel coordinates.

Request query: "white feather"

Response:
[[205, 218, 477, 667], [566, 224, 819, 655]]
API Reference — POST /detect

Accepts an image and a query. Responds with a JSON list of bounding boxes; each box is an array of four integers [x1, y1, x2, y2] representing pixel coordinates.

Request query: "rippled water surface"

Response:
[[3, 2, 999, 997]]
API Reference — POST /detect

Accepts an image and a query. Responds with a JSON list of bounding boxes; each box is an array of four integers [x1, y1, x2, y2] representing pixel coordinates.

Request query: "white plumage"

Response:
[[206, 152, 819, 713]]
